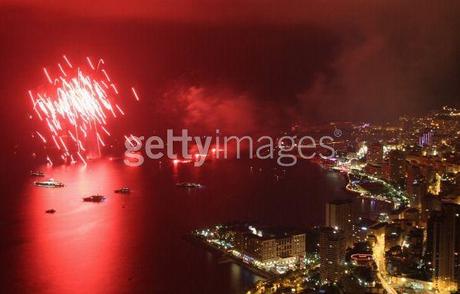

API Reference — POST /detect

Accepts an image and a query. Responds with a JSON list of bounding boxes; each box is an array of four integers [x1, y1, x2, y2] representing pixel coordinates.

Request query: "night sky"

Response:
[[1, 0, 460, 140]]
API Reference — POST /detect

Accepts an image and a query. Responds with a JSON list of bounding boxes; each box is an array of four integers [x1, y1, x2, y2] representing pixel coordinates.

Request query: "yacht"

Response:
[[114, 187, 130, 194], [83, 195, 106, 202], [34, 179, 64, 188], [176, 182, 204, 189], [30, 171, 44, 177]]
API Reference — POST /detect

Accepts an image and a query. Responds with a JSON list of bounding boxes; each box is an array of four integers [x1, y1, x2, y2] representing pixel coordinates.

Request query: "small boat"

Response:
[[114, 187, 130, 194], [176, 182, 204, 189], [30, 171, 44, 177], [34, 179, 64, 188], [45, 209, 56, 214], [83, 195, 106, 203]]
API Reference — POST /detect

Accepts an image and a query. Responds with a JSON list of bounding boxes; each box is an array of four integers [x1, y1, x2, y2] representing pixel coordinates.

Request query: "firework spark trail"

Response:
[[30, 56, 140, 164], [131, 87, 140, 101]]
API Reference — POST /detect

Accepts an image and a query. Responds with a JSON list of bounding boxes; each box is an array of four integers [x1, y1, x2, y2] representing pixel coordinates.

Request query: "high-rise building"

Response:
[[319, 227, 346, 283], [406, 163, 426, 210], [325, 199, 353, 247], [430, 202, 460, 292], [387, 150, 406, 185], [305, 227, 321, 254], [419, 131, 434, 147], [421, 194, 442, 224]]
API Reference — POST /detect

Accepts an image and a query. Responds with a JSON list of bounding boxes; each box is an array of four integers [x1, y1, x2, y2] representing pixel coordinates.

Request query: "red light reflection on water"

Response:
[[21, 160, 141, 293]]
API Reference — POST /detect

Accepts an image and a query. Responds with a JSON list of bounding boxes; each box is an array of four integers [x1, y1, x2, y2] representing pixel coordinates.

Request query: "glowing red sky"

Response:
[[1, 0, 460, 134], [1, 0, 377, 22]]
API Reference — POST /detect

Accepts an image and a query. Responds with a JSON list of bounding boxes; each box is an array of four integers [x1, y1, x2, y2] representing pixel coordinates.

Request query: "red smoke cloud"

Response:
[[162, 85, 281, 135]]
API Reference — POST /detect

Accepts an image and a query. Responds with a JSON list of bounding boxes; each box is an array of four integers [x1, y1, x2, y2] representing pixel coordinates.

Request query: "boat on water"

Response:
[[114, 187, 130, 194], [30, 171, 44, 177], [82, 195, 106, 203], [176, 182, 204, 189], [34, 179, 64, 188]]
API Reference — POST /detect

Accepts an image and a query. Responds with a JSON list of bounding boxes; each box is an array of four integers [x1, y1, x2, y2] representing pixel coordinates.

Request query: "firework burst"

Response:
[[29, 55, 139, 165]]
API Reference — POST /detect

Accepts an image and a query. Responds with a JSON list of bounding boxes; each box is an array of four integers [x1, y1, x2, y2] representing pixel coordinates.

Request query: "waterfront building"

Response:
[[233, 226, 306, 272]]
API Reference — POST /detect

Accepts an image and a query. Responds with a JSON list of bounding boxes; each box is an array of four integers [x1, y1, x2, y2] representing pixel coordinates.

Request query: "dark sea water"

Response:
[[0, 157, 384, 294]]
